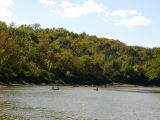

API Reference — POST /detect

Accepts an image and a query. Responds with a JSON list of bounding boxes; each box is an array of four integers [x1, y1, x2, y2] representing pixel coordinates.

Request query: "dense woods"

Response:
[[0, 21, 160, 86]]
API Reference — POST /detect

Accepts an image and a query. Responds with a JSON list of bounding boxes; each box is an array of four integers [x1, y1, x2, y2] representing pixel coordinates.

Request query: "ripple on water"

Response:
[[0, 86, 160, 120]]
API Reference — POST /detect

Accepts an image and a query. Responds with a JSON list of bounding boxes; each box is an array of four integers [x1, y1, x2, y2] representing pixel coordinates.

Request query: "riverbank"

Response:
[[110, 83, 139, 87], [0, 82, 7, 88], [0, 82, 158, 88], [0, 85, 6, 88]]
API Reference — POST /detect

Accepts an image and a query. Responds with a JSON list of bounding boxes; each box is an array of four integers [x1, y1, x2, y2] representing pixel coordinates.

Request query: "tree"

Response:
[[32, 23, 41, 30], [0, 20, 159, 86]]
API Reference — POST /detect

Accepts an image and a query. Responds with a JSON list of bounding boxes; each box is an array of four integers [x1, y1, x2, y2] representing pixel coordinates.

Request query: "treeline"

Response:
[[0, 21, 160, 85]]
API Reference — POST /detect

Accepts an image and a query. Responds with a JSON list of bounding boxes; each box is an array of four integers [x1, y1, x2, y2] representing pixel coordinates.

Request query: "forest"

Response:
[[0, 21, 160, 86]]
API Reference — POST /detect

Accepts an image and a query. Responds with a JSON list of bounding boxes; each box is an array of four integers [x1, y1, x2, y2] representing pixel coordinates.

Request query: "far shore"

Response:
[[0, 82, 159, 88]]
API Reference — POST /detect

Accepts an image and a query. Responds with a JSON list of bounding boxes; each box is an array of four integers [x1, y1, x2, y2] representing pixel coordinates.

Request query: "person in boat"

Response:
[[96, 87, 99, 91]]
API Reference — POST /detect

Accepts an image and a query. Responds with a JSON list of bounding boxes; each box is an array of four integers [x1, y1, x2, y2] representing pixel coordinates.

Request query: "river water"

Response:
[[0, 86, 160, 120]]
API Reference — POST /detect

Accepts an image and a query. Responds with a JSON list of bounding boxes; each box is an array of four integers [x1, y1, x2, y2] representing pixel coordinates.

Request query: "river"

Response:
[[0, 86, 160, 120]]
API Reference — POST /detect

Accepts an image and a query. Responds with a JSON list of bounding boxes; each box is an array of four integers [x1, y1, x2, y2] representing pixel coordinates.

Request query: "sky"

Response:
[[0, 0, 160, 48]]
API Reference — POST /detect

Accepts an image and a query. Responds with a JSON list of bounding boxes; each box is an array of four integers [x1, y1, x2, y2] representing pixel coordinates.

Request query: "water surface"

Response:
[[0, 86, 160, 120]]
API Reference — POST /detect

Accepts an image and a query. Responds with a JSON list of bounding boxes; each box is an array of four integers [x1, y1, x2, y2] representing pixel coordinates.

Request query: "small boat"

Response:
[[51, 86, 60, 90], [73, 85, 80, 87]]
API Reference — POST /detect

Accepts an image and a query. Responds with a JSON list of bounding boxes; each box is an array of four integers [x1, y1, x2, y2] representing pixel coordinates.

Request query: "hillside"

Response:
[[0, 21, 160, 85]]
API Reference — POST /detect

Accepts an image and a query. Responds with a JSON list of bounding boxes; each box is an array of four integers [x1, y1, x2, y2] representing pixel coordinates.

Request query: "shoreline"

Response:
[[0, 82, 159, 88], [0, 85, 7, 88], [0, 82, 7, 88]]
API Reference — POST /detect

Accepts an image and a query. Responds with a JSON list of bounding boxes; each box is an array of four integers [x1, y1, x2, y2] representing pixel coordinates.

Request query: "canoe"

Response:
[[51, 86, 60, 90]]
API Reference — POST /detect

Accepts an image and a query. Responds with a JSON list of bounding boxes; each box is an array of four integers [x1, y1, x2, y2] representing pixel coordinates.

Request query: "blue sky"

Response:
[[0, 0, 160, 48]]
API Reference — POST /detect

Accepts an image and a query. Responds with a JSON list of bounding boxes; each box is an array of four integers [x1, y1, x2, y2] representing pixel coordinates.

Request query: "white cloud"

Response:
[[51, 0, 105, 18], [61, 1, 73, 8], [0, 0, 14, 7], [126, 10, 140, 15], [116, 16, 152, 27], [40, 0, 56, 6], [106, 10, 140, 17], [0, 7, 17, 23], [0, 0, 17, 23], [105, 9, 152, 27], [43, 0, 153, 27], [106, 10, 127, 17]]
